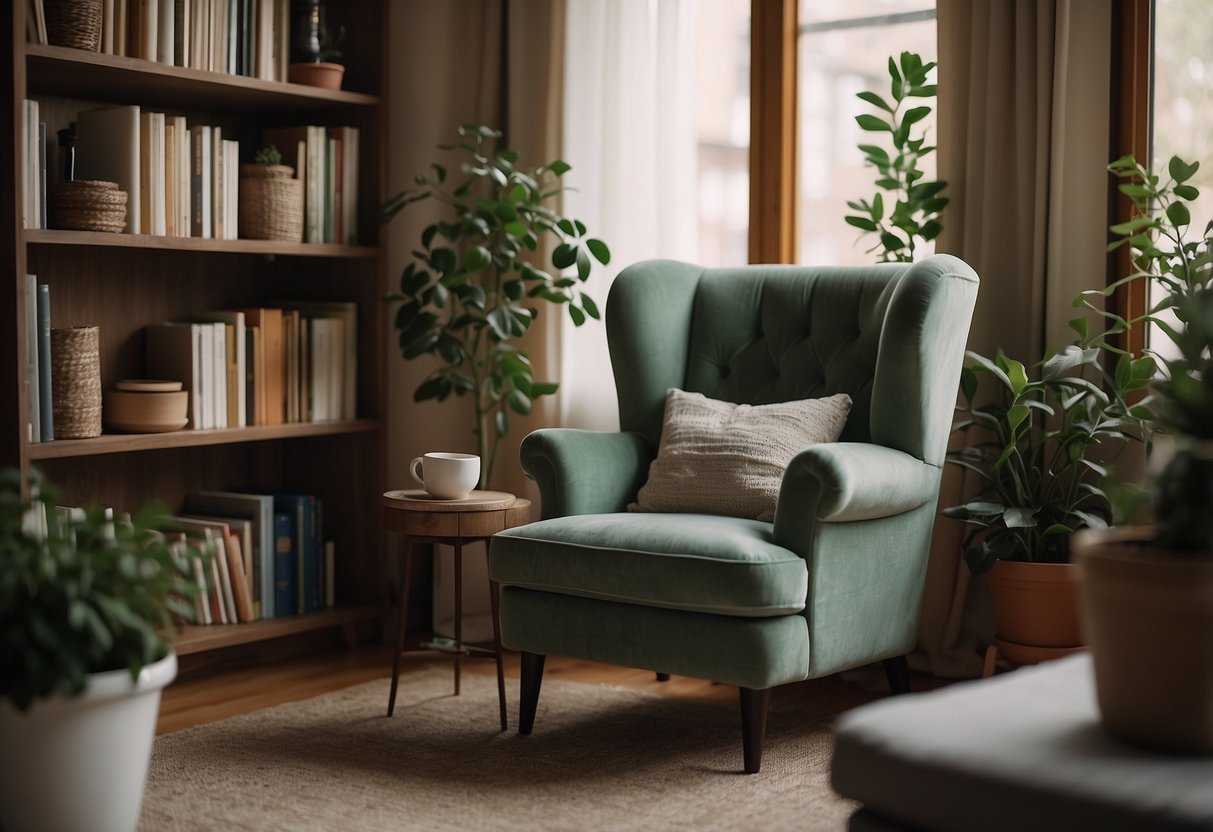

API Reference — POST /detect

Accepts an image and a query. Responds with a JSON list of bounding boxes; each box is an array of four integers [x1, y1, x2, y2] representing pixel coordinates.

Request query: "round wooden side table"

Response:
[[381, 489, 531, 731]]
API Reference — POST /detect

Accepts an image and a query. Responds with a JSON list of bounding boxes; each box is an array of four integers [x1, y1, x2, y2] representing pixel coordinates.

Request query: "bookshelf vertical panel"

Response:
[[2, 6, 28, 478]]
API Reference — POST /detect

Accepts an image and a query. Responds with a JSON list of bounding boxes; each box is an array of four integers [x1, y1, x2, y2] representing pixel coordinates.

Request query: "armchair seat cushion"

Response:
[[490, 513, 808, 618]]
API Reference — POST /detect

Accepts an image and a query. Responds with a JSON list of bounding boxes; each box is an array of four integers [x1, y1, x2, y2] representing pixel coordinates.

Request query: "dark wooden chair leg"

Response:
[[739, 687, 771, 774], [883, 655, 911, 695], [518, 652, 546, 736], [655, 672, 670, 682], [386, 539, 414, 717]]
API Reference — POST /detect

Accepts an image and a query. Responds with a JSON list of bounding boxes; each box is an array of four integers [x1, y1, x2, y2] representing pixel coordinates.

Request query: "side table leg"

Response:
[[453, 538, 463, 696], [387, 537, 414, 717], [490, 578, 507, 732]]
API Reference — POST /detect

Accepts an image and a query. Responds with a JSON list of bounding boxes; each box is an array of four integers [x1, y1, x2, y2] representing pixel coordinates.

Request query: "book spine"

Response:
[[38, 120, 47, 230], [25, 275, 40, 443], [191, 125, 204, 237], [273, 510, 294, 617], [36, 283, 53, 441]]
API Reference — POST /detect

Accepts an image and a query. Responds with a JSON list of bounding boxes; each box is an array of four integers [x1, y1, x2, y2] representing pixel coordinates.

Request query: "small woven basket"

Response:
[[44, 0, 103, 52], [238, 164, 304, 242], [51, 326, 102, 439], [51, 180, 128, 233]]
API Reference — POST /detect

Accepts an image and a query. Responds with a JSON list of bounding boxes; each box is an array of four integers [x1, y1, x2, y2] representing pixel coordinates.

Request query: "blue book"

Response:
[[272, 510, 296, 618], [272, 493, 319, 614]]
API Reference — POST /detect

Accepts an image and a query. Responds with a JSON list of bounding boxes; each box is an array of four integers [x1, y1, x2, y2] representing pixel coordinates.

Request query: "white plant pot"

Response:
[[0, 651, 177, 832]]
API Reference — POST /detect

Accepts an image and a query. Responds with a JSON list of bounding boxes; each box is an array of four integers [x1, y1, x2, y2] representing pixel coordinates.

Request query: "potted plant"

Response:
[[238, 145, 304, 242], [943, 339, 1150, 663], [383, 124, 610, 488], [0, 468, 198, 832], [288, 0, 345, 90], [1072, 154, 1213, 753]]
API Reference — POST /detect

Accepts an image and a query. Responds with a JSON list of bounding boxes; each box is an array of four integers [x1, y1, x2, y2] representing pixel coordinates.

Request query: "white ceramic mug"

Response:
[[410, 452, 480, 500]]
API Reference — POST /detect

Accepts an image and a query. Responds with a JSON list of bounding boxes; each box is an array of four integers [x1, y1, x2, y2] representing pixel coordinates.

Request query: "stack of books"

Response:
[[179, 489, 334, 622], [74, 105, 237, 238], [145, 301, 356, 430], [23, 276, 53, 443], [263, 126, 360, 245], [21, 99, 46, 230], [25, 0, 293, 83]]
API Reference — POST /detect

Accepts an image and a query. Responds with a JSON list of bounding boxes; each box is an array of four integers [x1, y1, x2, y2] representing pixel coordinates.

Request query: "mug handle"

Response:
[[409, 456, 425, 487]]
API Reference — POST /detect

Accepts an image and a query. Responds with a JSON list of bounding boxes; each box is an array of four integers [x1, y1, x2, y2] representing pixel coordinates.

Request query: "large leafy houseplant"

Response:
[[384, 125, 610, 488], [846, 51, 948, 262], [1091, 153, 1213, 553], [943, 341, 1150, 575], [0, 468, 196, 711]]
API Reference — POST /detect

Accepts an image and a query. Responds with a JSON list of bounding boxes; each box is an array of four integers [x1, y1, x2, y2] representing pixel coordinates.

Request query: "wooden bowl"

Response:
[[105, 389, 189, 433]]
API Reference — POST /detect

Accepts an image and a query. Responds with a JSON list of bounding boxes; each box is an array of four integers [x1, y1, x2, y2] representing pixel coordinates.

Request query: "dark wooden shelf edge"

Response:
[[28, 419, 380, 459], [26, 43, 380, 110], [174, 606, 383, 656], [25, 229, 379, 259]]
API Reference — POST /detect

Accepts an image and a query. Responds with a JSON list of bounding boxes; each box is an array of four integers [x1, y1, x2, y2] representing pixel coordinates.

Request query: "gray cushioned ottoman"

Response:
[[831, 654, 1213, 831]]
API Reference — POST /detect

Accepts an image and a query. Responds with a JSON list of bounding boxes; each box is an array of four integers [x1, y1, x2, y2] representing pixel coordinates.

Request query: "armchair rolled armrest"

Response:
[[520, 429, 653, 519], [773, 443, 940, 554]]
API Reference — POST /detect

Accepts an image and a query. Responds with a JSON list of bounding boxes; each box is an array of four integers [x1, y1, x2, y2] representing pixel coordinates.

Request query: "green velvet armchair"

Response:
[[487, 256, 979, 773]]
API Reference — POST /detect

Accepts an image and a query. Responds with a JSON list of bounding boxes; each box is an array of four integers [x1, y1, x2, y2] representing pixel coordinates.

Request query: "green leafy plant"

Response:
[[318, 24, 344, 63], [0, 468, 198, 711], [254, 145, 282, 166], [944, 342, 1151, 575], [1093, 154, 1212, 553], [846, 51, 948, 262], [383, 124, 610, 487]]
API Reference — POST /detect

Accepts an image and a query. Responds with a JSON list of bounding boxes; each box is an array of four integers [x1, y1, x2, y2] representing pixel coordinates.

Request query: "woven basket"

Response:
[[239, 164, 304, 242], [51, 326, 102, 439], [44, 0, 103, 52], [51, 180, 128, 233]]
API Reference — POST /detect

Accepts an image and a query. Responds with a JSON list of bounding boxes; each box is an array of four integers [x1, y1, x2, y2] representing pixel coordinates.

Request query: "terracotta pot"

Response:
[[1074, 527, 1213, 754], [986, 559, 1083, 654], [288, 61, 345, 90]]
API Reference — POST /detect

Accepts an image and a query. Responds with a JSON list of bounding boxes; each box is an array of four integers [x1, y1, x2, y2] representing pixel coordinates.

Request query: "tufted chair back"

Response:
[[606, 256, 980, 467]]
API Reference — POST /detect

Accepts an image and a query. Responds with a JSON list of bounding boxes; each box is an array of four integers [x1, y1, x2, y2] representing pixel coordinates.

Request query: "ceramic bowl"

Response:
[[105, 388, 189, 433]]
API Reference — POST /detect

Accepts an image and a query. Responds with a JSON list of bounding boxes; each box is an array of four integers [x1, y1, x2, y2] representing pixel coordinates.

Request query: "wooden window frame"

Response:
[[749, 0, 798, 264], [1109, 0, 1152, 357]]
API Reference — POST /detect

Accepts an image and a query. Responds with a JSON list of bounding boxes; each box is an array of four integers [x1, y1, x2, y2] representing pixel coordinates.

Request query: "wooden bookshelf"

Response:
[[4, 2, 390, 659]]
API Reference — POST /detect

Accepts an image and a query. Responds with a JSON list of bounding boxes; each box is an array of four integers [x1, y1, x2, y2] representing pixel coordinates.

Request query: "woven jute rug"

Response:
[[139, 668, 855, 831]]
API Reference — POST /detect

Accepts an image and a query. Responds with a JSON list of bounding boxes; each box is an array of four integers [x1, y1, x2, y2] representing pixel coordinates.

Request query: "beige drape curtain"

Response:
[[918, 0, 1113, 676], [386, 0, 564, 501]]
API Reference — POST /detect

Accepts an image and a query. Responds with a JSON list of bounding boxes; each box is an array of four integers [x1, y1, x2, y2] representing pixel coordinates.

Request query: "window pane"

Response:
[[696, 1, 751, 267], [796, 2, 936, 265], [1150, 0, 1213, 359]]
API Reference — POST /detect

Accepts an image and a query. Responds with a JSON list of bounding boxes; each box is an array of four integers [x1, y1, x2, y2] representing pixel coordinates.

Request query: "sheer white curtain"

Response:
[[558, 0, 700, 431]]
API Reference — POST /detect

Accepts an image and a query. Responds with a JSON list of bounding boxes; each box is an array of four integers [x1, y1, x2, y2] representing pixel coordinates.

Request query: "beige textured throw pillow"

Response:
[[630, 389, 853, 521]]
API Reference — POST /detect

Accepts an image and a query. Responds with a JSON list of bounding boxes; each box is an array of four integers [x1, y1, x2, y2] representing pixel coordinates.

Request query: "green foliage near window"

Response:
[[1092, 154, 1213, 553], [944, 340, 1151, 575], [846, 51, 948, 262], [945, 153, 1213, 572], [0, 468, 199, 712], [383, 125, 610, 488]]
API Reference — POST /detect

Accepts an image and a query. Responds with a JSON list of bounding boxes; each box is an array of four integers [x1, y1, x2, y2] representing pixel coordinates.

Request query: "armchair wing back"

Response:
[[607, 255, 978, 465], [491, 255, 979, 773]]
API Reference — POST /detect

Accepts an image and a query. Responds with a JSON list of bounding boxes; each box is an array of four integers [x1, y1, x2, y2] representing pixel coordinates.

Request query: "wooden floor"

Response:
[[158, 643, 939, 735]]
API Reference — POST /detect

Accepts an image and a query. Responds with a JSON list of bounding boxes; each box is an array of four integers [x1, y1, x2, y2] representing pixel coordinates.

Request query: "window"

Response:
[[695, 0, 752, 267], [1148, 0, 1213, 358]]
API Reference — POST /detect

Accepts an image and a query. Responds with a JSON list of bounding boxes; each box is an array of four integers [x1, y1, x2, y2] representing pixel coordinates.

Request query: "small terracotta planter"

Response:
[[986, 560, 1084, 664], [1074, 527, 1213, 754], [288, 61, 345, 90]]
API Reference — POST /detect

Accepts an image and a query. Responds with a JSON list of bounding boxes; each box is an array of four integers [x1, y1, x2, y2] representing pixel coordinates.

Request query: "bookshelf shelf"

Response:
[[27, 419, 379, 460], [173, 605, 382, 656], [26, 44, 380, 113], [25, 229, 380, 259]]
